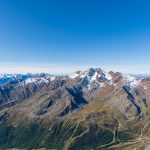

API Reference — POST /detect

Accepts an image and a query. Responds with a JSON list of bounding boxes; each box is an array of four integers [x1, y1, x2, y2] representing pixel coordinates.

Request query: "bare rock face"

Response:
[[0, 68, 150, 120]]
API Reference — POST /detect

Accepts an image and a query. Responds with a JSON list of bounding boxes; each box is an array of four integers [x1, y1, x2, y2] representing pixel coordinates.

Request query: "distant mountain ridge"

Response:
[[0, 68, 146, 88]]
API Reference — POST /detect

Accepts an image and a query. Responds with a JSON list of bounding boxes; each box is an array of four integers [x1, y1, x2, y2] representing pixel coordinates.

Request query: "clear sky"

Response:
[[0, 0, 150, 74]]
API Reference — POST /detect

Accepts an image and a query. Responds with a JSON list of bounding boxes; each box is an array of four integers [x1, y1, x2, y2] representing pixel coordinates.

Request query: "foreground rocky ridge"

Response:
[[0, 68, 150, 149]]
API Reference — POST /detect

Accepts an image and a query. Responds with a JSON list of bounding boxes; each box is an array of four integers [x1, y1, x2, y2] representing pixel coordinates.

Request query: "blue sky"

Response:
[[0, 0, 150, 74]]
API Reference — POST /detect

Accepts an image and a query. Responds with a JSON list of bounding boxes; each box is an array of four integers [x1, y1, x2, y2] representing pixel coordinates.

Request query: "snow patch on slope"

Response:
[[69, 71, 83, 79], [124, 74, 141, 88]]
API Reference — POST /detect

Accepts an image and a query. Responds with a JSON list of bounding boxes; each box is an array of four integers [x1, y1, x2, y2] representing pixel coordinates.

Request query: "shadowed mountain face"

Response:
[[1, 68, 150, 149]]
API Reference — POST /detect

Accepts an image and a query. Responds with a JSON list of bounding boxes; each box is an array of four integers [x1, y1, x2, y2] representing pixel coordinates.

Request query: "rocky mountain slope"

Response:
[[0, 68, 150, 149]]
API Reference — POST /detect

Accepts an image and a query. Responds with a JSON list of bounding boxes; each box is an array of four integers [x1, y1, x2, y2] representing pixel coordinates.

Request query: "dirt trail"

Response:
[[141, 120, 150, 137]]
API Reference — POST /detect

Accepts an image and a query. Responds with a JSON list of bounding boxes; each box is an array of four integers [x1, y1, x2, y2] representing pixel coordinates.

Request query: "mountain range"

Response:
[[0, 68, 150, 149]]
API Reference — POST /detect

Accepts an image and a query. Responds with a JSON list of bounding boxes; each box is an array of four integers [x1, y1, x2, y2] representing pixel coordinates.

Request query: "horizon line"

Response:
[[0, 62, 150, 74]]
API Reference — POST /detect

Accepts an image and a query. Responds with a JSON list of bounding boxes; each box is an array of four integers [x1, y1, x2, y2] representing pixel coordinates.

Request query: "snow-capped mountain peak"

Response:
[[69, 68, 113, 90]]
